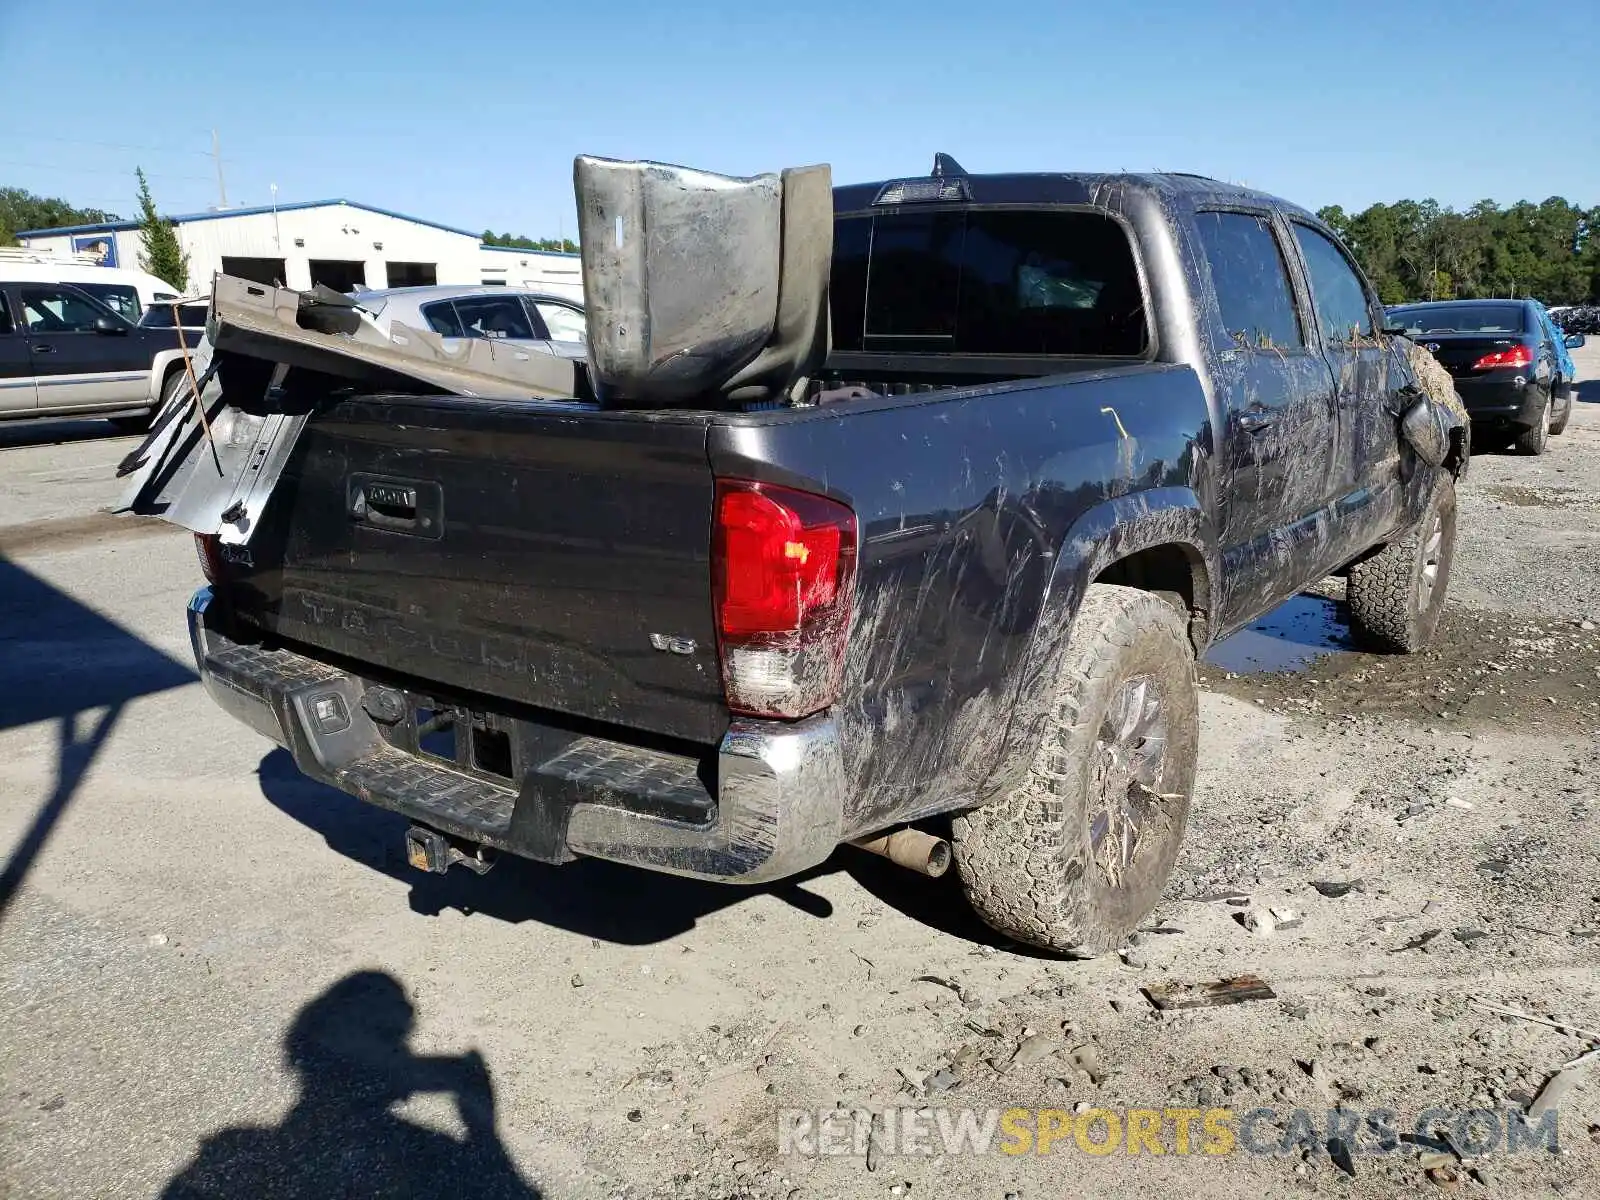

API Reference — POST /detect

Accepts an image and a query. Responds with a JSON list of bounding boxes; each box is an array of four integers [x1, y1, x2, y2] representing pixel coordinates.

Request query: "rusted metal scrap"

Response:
[[1142, 973, 1278, 1011]]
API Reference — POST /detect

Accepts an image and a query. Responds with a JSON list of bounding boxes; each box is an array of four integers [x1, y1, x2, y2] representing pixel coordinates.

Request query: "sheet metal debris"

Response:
[[1529, 1046, 1600, 1119], [117, 273, 581, 539]]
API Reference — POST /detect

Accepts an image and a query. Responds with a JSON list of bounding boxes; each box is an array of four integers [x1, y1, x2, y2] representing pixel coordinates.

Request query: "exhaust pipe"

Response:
[[848, 828, 952, 878]]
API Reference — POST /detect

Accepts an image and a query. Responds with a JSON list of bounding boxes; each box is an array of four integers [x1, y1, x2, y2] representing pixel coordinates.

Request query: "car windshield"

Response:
[[534, 301, 586, 343], [1390, 304, 1525, 335], [72, 281, 142, 321]]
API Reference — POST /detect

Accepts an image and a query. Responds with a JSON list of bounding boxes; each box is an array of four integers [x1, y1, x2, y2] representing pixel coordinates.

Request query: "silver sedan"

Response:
[[354, 284, 587, 360]]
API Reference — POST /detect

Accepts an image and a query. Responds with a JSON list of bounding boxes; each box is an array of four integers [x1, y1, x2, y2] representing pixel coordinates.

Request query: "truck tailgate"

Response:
[[230, 395, 726, 745]]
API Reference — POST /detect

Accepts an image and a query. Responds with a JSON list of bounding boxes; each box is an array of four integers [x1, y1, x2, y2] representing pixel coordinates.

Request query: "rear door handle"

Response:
[[30, 344, 54, 354], [1237, 407, 1275, 433]]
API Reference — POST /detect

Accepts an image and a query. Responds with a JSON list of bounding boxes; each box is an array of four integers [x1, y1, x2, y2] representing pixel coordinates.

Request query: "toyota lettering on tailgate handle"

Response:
[[348, 475, 442, 538]]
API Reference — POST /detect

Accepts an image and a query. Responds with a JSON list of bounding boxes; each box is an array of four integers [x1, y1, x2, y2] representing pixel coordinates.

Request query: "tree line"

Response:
[[0, 187, 119, 245], [482, 231, 579, 253], [7, 181, 1596, 304], [1317, 197, 1598, 306]]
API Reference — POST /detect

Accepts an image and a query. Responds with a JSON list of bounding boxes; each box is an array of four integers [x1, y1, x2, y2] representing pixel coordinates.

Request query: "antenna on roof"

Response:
[[931, 153, 968, 179]]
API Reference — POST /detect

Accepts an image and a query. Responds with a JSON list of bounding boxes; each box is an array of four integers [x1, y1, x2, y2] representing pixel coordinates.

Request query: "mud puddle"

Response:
[[1202, 605, 1600, 732], [1203, 593, 1355, 675], [1483, 484, 1597, 510]]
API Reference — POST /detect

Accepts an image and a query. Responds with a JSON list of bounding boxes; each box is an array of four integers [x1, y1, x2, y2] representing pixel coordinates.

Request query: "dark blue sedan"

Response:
[[1388, 298, 1586, 455]]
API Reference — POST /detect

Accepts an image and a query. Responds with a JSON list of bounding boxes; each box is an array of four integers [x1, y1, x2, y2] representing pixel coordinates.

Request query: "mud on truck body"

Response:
[[125, 154, 1467, 954]]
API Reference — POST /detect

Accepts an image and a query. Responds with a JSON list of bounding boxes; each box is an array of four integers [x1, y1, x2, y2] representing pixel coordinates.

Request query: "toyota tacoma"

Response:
[[125, 154, 1466, 953]]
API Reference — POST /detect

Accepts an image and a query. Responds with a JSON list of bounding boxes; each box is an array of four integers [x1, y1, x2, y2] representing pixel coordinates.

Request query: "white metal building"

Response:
[[478, 244, 584, 301], [17, 200, 585, 300]]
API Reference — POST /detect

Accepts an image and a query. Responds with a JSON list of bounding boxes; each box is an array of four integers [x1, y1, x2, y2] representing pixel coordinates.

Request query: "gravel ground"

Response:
[[1, 346, 1598, 1199]]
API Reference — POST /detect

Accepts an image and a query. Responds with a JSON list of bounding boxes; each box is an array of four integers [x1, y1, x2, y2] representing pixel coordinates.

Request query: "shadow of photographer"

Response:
[[162, 971, 540, 1198]]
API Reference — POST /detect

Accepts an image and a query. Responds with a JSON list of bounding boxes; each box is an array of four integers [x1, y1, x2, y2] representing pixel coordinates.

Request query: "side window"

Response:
[[0, 294, 12, 336], [1291, 224, 1374, 343], [20, 286, 111, 333], [452, 295, 534, 340], [420, 300, 465, 337], [1193, 212, 1303, 351], [534, 301, 586, 343]]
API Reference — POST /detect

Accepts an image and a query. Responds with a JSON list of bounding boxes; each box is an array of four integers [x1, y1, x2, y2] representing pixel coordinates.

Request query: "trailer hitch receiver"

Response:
[[405, 826, 495, 875]]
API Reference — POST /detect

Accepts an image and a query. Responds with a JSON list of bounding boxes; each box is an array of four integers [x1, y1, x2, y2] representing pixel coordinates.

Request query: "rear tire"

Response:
[[1549, 382, 1572, 435], [951, 584, 1199, 955], [1347, 479, 1456, 653], [1514, 392, 1550, 455]]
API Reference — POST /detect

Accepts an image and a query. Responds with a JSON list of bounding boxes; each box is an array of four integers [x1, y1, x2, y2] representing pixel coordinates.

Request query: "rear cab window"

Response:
[[830, 208, 1150, 358]]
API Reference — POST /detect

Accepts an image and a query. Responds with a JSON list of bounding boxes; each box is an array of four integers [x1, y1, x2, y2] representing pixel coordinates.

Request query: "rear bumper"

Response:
[[187, 587, 844, 884], [1453, 373, 1545, 425]]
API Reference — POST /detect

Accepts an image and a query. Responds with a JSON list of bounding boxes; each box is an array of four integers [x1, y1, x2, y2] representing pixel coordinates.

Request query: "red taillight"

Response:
[[194, 533, 224, 583], [1471, 344, 1532, 370], [713, 480, 857, 719]]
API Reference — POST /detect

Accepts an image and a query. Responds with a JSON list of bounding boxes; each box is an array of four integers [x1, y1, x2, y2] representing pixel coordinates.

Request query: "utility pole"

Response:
[[211, 129, 228, 209]]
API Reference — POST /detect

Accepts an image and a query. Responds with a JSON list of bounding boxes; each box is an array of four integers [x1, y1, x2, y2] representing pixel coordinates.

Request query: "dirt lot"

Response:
[[2, 352, 1599, 1199]]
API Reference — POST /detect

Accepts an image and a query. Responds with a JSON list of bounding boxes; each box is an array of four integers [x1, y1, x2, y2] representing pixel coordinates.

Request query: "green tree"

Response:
[[134, 168, 189, 290], [1377, 278, 1409, 306], [0, 187, 119, 244], [1316, 205, 1350, 241], [1330, 195, 1596, 305], [481, 229, 578, 253]]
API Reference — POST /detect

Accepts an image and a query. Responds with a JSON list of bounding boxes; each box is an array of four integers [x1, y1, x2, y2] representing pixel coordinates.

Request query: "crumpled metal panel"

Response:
[[118, 274, 581, 536], [578, 156, 780, 402], [576, 156, 831, 406], [204, 275, 577, 400]]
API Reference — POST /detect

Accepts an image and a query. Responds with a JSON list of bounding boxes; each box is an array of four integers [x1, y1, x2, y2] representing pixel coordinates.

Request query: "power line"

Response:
[[8, 133, 211, 158], [0, 161, 215, 183]]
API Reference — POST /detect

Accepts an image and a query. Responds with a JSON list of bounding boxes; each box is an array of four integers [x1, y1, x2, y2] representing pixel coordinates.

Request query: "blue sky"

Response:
[[2, 0, 1595, 238]]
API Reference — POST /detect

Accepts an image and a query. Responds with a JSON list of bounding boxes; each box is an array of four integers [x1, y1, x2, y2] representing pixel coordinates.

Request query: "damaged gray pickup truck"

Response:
[[125, 154, 1467, 954]]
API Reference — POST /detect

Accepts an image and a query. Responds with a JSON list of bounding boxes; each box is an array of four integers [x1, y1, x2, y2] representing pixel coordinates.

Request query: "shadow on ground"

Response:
[[257, 749, 834, 943], [0, 555, 196, 918], [1576, 378, 1600, 404], [161, 970, 541, 1198], [0, 418, 135, 450], [260, 749, 1065, 954]]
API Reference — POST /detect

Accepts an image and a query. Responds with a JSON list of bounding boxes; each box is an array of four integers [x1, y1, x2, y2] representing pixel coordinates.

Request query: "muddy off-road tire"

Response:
[[1550, 383, 1573, 435], [951, 584, 1199, 955], [1514, 392, 1550, 455], [1347, 480, 1456, 653]]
